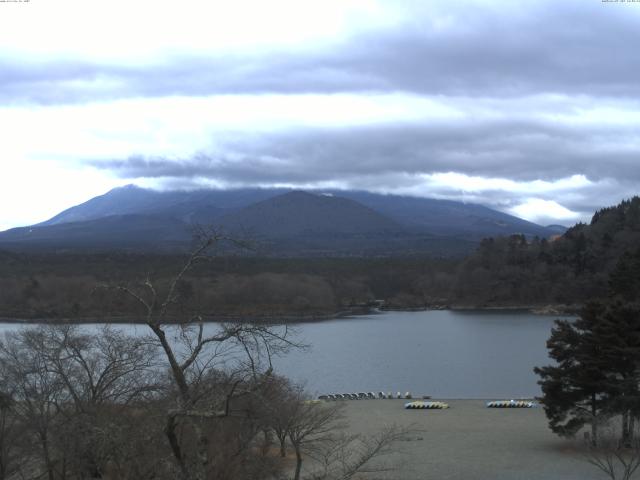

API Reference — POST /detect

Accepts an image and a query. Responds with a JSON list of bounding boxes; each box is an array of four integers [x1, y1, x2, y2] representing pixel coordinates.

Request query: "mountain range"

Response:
[[0, 186, 565, 256]]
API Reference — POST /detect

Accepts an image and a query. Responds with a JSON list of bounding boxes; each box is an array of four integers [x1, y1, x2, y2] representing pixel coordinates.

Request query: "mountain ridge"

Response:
[[0, 186, 562, 256]]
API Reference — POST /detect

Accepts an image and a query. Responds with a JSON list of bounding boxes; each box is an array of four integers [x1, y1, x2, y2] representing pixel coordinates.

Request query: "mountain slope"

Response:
[[219, 191, 400, 237], [333, 191, 553, 239], [545, 224, 568, 235], [0, 186, 561, 255], [1, 215, 190, 251], [40, 185, 285, 226], [37, 185, 558, 238]]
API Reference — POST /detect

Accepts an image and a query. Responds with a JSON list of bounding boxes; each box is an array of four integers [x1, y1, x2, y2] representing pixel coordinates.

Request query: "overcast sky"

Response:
[[1, 0, 639, 230]]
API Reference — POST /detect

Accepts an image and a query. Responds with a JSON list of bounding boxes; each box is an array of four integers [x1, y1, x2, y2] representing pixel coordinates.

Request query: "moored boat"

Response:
[[404, 401, 449, 409], [486, 399, 536, 408]]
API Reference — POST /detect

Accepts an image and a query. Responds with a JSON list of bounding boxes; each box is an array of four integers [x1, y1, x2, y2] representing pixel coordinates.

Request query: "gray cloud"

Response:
[[94, 119, 640, 184], [2, 1, 640, 104], [91, 115, 640, 225]]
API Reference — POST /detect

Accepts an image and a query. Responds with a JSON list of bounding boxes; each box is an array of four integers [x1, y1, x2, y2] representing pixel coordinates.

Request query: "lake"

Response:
[[0, 310, 566, 399], [273, 310, 563, 399]]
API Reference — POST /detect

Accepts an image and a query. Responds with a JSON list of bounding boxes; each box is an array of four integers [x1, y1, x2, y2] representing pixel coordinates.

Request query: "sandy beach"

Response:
[[339, 399, 606, 480]]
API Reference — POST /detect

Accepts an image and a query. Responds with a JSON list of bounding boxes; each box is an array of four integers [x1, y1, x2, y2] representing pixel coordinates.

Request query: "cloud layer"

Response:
[[3, 1, 640, 103]]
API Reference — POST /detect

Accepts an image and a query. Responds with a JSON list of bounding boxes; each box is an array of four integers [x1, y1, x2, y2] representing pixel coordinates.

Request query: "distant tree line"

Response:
[[0, 253, 456, 320]]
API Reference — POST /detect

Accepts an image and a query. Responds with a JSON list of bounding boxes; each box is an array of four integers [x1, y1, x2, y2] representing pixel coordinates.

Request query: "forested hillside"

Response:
[[453, 197, 640, 306]]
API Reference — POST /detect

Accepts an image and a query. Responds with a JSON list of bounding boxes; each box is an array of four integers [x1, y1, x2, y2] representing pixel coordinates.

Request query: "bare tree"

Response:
[[278, 387, 411, 480], [307, 426, 411, 480], [33, 325, 160, 411], [284, 396, 410, 480], [0, 390, 24, 480], [258, 375, 300, 458], [584, 420, 640, 480], [0, 325, 167, 480], [0, 328, 68, 480], [286, 398, 346, 480], [111, 230, 301, 480], [39, 324, 161, 479]]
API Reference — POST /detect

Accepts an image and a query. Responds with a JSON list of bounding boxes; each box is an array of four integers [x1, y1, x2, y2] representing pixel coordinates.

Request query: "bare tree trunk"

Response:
[[190, 419, 208, 480], [591, 394, 598, 447], [293, 444, 303, 480], [60, 455, 67, 480], [0, 410, 7, 480], [165, 414, 190, 480], [149, 325, 191, 401], [623, 411, 631, 448], [151, 324, 200, 479], [40, 434, 56, 480], [261, 429, 272, 456]]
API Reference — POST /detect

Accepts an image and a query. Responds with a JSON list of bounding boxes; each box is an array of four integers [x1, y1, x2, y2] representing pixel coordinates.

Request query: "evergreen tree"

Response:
[[594, 301, 640, 446], [534, 302, 610, 445], [535, 301, 640, 446], [609, 248, 640, 302]]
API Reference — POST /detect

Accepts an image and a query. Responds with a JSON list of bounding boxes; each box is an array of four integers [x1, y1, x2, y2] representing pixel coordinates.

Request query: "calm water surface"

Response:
[[272, 310, 563, 398], [0, 310, 565, 398]]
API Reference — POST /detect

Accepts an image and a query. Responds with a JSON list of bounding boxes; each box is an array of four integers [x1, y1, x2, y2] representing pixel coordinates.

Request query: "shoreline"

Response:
[[0, 308, 368, 325], [0, 303, 580, 325]]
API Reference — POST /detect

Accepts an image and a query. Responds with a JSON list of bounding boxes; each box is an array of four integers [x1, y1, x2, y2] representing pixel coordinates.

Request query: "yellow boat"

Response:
[[404, 401, 449, 409], [486, 400, 536, 408]]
